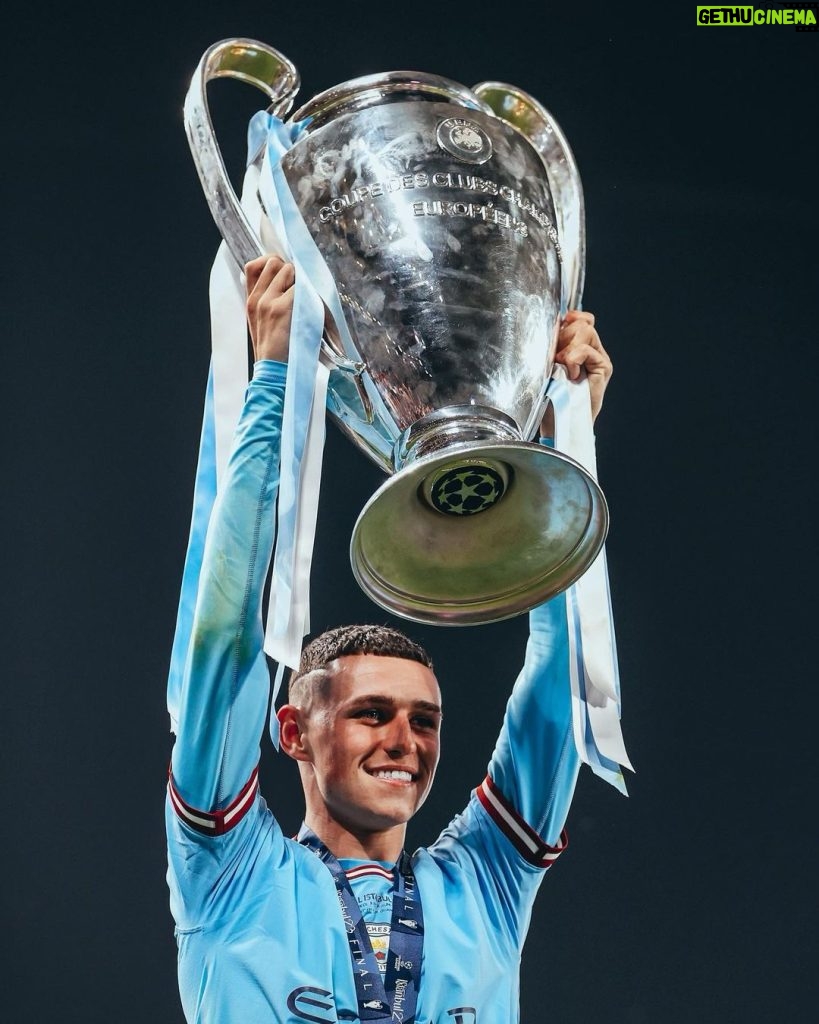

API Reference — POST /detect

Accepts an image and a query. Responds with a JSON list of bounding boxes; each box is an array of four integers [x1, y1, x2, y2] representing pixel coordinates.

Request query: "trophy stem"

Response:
[[395, 405, 521, 468]]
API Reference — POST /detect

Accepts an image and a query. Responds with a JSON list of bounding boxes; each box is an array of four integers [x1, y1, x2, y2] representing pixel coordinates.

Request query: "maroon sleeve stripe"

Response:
[[167, 766, 259, 836], [475, 775, 568, 868]]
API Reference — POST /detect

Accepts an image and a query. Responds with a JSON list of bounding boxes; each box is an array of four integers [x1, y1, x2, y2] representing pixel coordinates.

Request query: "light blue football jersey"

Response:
[[166, 361, 579, 1023]]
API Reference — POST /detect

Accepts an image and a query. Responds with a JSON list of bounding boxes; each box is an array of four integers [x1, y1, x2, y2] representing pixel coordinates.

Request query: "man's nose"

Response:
[[384, 714, 416, 756]]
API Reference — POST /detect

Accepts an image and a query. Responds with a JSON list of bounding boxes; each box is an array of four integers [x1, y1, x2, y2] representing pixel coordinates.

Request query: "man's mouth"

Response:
[[367, 769, 415, 783]]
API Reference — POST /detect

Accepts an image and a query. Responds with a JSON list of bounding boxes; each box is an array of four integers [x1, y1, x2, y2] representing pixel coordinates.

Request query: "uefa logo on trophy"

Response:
[[184, 39, 608, 626]]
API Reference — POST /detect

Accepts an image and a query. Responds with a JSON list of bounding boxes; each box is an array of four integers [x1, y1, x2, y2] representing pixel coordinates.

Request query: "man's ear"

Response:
[[277, 704, 312, 763]]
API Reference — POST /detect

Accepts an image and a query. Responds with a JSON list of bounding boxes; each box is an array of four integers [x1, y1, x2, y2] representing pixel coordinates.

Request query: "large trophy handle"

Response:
[[184, 38, 376, 425], [184, 38, 300, 267], [471, 82, 586, 311]]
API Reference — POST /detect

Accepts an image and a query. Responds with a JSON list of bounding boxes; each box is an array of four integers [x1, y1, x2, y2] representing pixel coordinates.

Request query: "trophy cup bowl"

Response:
[[185, 39, 608, 625]]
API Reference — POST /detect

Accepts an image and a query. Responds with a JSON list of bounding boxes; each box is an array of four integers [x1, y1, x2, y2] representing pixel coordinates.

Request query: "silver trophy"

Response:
[[184, 39, 607, 625]]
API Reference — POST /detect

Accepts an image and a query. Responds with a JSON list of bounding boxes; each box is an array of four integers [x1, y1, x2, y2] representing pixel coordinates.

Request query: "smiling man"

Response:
[[281, 640, 442, 860], [166, 255, 613, 1023]]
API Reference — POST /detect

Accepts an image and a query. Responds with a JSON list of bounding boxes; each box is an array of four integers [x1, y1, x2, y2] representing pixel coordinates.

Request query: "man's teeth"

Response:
[[371, 770, 412, 781]]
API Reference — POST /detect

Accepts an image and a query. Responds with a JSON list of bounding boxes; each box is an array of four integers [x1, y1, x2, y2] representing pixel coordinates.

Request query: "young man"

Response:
[[166, 255, 613, 1022]]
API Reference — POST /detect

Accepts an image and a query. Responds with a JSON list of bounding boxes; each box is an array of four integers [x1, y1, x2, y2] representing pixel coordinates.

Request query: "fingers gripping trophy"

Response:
[[184, 38, 608, 636]]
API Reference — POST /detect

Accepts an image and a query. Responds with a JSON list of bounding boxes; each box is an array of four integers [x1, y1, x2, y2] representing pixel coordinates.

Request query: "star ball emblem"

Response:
[[429, 464, 506, 516], [436, 117, 493, 164]]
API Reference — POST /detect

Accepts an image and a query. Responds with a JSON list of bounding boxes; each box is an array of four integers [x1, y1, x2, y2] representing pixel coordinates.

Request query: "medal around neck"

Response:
[[185, 38, 608, 625]]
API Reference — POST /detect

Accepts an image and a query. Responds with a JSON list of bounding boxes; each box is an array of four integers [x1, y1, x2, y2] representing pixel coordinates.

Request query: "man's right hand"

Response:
[[245, 255, 295, 363]]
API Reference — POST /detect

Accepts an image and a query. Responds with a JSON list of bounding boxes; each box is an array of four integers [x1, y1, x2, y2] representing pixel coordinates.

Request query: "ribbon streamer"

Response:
[[170, 113, 350, 740], [548, 365, 633, 791], [249, 114, 361, 673]]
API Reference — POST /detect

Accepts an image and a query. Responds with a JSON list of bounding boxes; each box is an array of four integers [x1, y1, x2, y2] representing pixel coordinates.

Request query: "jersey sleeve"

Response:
[[480, 590, 579, 855], [425, 589, 579, 953], [168, 360, 286, 821]]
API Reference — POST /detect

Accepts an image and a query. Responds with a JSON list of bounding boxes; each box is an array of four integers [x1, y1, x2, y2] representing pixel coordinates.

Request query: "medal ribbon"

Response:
[[298, 827, 423, 1022]]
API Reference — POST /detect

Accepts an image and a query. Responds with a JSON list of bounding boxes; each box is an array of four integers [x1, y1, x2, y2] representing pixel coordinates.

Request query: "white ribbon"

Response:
[[197, 114, 350, 749], [208, 163, 270, 484], [249, 116, 362, 675], [548, 365, 633, 791]]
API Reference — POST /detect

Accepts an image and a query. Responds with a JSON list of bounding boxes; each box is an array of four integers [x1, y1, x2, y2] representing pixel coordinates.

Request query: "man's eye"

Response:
[[355, 708, 383, 721], [412, 716, 438, 730]]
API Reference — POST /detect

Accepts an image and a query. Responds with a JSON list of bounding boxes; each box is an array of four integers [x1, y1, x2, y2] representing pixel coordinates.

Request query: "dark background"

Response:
[[4, 2, 817, 1022]]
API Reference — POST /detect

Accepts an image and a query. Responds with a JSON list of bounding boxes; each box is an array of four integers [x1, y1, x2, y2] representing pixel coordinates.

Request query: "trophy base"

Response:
[[350, 440, 608, 625]]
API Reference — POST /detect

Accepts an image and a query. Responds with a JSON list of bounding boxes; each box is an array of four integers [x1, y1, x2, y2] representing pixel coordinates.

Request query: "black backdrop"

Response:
[[5, 3, 817, 1021]]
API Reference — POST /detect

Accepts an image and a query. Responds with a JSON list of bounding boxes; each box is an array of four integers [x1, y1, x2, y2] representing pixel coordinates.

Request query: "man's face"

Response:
[[301, 654, 442, 838]]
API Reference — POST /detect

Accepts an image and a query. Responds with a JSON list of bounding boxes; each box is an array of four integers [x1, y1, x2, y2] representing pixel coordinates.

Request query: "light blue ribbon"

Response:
[[545, 376, 626, 793], [248, 112, 367, 745]]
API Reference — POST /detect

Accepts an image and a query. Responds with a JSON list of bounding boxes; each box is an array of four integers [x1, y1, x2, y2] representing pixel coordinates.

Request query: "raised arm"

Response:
[[169, 257, 294, 818], [481, 313, 613, 848]]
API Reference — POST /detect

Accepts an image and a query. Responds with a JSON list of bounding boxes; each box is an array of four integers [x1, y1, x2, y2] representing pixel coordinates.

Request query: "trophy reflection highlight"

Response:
[[185, 39, 608, 625]]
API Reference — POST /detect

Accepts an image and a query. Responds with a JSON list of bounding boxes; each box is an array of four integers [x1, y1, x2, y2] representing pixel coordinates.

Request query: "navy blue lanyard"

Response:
[[298, 826, 424, 1022]]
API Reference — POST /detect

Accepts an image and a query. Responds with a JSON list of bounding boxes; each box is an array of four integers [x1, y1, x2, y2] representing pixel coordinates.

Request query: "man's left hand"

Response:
[[544, 311, 613, 431]]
